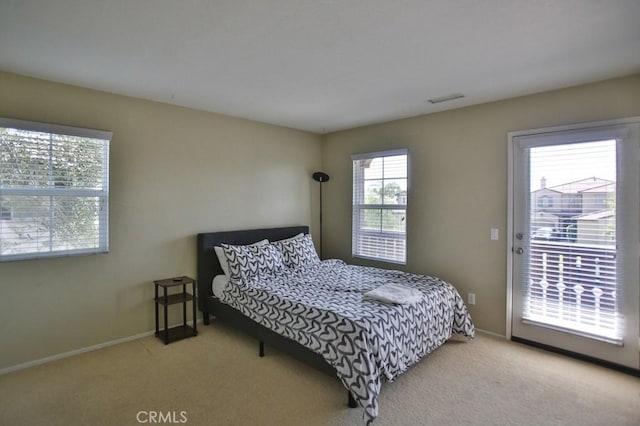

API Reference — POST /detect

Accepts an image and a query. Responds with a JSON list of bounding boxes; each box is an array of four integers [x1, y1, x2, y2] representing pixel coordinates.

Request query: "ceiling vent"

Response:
[[427, 93, 465, 104]]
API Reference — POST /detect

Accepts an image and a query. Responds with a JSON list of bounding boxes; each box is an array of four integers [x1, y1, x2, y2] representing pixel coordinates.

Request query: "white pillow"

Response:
[[215, 238, 268, 276]]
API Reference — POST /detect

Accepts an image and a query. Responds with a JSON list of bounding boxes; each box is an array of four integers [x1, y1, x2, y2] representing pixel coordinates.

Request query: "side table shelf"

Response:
[[154, 276, 198, 344]]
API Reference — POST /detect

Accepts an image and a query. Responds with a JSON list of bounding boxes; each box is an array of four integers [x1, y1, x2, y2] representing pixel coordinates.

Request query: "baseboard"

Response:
[[0, 319, 202, 376], [511, 335, 640, 377], [475, 328, 506, 339]]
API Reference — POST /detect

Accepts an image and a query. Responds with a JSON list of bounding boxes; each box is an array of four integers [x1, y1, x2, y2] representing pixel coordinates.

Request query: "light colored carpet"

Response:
[[0, 323, 638, 425]]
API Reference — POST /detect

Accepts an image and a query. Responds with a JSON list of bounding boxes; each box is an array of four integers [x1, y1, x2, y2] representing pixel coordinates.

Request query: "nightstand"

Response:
[[154, 276, 198, 344]]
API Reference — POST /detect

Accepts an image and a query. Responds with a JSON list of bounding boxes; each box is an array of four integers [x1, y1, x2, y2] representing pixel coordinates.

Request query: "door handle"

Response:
[[514, 247, 524, 255]]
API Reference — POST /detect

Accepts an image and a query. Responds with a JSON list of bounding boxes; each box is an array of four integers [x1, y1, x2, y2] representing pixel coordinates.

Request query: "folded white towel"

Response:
[[363, 283, 424, 304]]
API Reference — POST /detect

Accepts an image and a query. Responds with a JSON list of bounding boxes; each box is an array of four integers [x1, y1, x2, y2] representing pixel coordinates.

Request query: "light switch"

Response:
[[490, 228, 499, 240]]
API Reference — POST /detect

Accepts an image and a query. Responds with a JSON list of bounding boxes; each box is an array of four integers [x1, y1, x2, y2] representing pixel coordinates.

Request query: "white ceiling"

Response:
[[1, 0, 639, 134]]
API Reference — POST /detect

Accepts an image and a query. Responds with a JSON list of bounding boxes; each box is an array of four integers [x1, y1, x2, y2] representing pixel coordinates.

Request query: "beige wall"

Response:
[[2, 70, 639, 371], [0, 71, 322, 370], [322, 74, 640, 335]]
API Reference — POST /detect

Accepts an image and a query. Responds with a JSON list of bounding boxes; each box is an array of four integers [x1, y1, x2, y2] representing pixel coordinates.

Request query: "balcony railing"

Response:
[[355, 229, 405, 263], [525, 241, 618, 337]]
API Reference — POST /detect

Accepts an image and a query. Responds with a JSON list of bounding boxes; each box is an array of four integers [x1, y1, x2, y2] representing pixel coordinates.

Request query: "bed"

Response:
[[197, 226, 474, 424]]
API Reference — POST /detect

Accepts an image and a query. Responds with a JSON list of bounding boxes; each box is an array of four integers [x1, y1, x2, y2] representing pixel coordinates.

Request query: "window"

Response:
[[538, 195, 553, 208], [526, 139, 619, 339], [352, 149, 408, 264], [0, 118, 111, 261]]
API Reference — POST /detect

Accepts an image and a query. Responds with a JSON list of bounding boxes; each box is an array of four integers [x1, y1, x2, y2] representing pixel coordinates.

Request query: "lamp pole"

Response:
[[312, 171, 330, 258]]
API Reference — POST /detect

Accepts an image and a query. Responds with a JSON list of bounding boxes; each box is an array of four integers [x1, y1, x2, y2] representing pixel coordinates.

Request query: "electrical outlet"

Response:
[[468, 293, 476, 305], [490, 228, 499, 240]]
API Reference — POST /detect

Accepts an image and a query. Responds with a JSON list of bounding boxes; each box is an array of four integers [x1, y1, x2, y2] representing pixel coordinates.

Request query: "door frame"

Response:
[[506, 116, 640, 342]]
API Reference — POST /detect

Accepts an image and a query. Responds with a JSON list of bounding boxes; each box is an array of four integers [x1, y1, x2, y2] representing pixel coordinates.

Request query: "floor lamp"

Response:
[[312, 171, 330, 258]]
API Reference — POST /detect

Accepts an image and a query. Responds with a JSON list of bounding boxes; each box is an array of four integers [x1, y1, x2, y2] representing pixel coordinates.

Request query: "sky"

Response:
[[529, 139, 616, 191]]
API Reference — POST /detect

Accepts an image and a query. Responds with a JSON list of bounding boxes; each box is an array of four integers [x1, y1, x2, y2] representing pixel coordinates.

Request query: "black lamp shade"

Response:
[[313, 171, 330, 182]]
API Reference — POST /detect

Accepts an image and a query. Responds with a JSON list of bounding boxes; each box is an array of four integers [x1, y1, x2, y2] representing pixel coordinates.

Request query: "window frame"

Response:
[[0, 117, 111, 262], [351, 148, 408, 264]]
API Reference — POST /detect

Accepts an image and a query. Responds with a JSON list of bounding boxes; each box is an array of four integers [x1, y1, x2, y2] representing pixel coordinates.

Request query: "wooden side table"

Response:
[[154, 276, 198, 344]]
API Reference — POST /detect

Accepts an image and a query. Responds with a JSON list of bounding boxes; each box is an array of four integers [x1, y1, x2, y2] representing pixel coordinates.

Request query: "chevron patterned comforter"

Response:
[[220, 259, 474, 424]]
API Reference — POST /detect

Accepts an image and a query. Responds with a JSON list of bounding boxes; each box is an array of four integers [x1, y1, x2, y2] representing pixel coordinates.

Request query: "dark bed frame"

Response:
[[196, 225, 357, 408]]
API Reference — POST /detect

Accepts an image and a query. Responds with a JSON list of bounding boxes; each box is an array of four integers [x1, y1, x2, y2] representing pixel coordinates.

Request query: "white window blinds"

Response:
[[525, 139, 621, 343], [0, 118, 111, 261], [352, 149, 408, 264]]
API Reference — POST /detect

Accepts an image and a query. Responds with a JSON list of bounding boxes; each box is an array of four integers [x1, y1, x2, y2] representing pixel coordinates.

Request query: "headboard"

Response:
[[196, 225, 309, 312]]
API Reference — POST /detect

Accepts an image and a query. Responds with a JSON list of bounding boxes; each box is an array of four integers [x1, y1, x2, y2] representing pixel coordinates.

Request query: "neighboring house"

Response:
[[531, 177, 614, 244], [575, 209, 615, 245]]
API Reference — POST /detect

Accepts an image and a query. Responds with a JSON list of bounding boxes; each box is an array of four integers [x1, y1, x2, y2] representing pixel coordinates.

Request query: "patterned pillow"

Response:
[[271, 233, 320, 269], [221, 242, 285, 282], [214, 239, 268, 276], [273, 233, 304, 243]]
